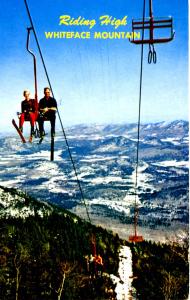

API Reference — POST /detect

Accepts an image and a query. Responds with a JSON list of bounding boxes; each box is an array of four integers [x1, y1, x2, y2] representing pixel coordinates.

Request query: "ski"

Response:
[[12, 119, 26, 143]]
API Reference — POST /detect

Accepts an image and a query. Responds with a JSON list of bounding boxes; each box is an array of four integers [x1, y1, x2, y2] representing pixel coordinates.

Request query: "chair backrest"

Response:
[[131, 16, 174, 44]]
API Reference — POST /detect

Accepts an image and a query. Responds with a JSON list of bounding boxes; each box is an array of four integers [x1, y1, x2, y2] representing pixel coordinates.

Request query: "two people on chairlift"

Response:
[[19, 87, 57, 142]]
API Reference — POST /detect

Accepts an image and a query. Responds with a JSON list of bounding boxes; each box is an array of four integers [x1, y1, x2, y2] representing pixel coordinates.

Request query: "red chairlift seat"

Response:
[[129, 235, 144, 243], [22, 115, 50, 123], [19, 108, 51, 123], [130, 16, 175, 45]]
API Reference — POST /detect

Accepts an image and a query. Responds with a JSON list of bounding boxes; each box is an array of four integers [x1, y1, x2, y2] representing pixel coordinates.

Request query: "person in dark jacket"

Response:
[[19, 90, 36, 140], [38, 87, 57, 139]]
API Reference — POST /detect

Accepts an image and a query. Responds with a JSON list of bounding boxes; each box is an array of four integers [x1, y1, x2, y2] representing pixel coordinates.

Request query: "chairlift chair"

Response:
[[130, 0, 175, 64]]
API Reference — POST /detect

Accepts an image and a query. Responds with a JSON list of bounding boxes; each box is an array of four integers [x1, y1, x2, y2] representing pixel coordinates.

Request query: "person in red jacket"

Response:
[[19, 90, 36, 141], [95, 254, 103, 277]]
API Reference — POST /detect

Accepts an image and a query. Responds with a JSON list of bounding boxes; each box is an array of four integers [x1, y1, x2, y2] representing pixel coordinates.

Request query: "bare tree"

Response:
[[161, 271, 181, 300], [14, 244, 30, 300], [166, 229, 189, 263], [53, 261, 76, 300]]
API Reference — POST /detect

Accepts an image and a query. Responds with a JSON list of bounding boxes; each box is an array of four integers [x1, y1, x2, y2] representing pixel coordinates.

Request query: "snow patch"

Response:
[[90, 198, 131, 215], [152, 160, 189, 168], [91, 176, 124, 184], [96, 144, 121, 152], [161, 137, 181, 145], [111, 246, 135, 300], [81, 155, 116, 162]]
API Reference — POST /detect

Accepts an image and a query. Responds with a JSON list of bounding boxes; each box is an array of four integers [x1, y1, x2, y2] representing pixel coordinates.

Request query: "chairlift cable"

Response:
[[24, 0, 91, 224], [133, 0, 146, 236]]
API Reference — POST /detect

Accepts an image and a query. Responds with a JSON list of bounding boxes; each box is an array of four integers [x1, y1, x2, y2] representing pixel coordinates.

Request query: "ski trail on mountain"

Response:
[[111, 246, 135, 300]]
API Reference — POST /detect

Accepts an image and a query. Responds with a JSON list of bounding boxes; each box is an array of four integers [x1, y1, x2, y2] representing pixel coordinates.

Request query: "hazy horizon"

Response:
[[0, 0, 188, 131]]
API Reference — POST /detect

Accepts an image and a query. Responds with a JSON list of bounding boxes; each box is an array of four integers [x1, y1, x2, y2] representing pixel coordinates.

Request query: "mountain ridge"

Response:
[[0, 184, 188, 300], [0, 120, 188, 241]]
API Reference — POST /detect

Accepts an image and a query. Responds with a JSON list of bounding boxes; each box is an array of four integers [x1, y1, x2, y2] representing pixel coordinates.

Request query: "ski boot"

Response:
[[39, 131, 45, 144], [29, 127, 35, 143]]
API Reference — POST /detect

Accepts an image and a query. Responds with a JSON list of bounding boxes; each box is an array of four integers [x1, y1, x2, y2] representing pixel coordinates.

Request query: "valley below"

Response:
[[0, 120, 188, 242]]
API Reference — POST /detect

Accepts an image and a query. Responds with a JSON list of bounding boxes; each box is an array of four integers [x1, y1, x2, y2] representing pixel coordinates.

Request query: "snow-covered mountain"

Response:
[[0, 185, 54, 218], [0, 120, 188, 238]]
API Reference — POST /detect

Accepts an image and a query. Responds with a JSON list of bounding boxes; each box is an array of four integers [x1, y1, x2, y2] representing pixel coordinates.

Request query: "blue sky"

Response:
[[0, 0, 188, 132]]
